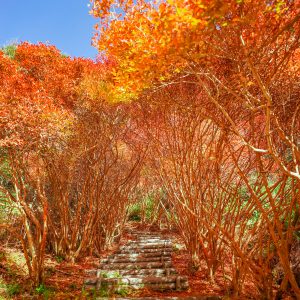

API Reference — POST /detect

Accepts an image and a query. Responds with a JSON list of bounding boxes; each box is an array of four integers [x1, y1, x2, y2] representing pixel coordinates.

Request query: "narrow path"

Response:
[[85, 231, 189, 295]]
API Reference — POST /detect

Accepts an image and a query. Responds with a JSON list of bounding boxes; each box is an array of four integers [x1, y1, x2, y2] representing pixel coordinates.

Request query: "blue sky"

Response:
[[1, 1, 98, 59]]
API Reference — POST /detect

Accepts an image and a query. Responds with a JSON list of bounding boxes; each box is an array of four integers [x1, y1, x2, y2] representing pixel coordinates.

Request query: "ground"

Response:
[[0, 223, 296, 299]]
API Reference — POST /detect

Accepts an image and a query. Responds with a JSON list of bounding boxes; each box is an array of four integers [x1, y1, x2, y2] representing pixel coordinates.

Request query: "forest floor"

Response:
[[0, 222, 294, 299]]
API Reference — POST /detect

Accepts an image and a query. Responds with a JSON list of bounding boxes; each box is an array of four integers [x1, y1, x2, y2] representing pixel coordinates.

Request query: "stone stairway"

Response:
[[85, 231, 189, 294]]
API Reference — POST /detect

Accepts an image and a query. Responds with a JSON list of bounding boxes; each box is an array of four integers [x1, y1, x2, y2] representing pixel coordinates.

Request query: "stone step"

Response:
[[101, 256, 172, 263], [132, 236, 163, 239], [107, 252, 171, 259], [84, 231, 189, 293], [85, 275, 188, 289], [120, 244, 172, 250], [128, 243, 172, 247], [132, 232, 161, 235], [88, 281, 188, 291], [117, 248, 173, 254], [133, 238, 168, 242], [98, 261, 173, 270], [86, 268, 177, 276], [127, 242, 172, 247]]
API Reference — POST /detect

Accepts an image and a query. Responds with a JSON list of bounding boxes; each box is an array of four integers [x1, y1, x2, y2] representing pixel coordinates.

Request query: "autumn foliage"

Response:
[[0, 43, 142, 286], [0, 0, 300, 298], [90, 0, 300, 298]]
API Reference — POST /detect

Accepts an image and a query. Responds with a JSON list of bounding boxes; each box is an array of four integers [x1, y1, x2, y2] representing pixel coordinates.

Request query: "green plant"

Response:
[[6, 283, 20, 296], [115, 286, 130, 297], [100, 272, 108, 278], [80, 287, 90, 298], [128, 203, 141, 221], [102, 271, 122, 278], [144, 195, 156, 220], [35, 284, 46, 294], [55, 255, 64, 263], [94, 283, 109, 297], [35, 284, 54, 299]]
